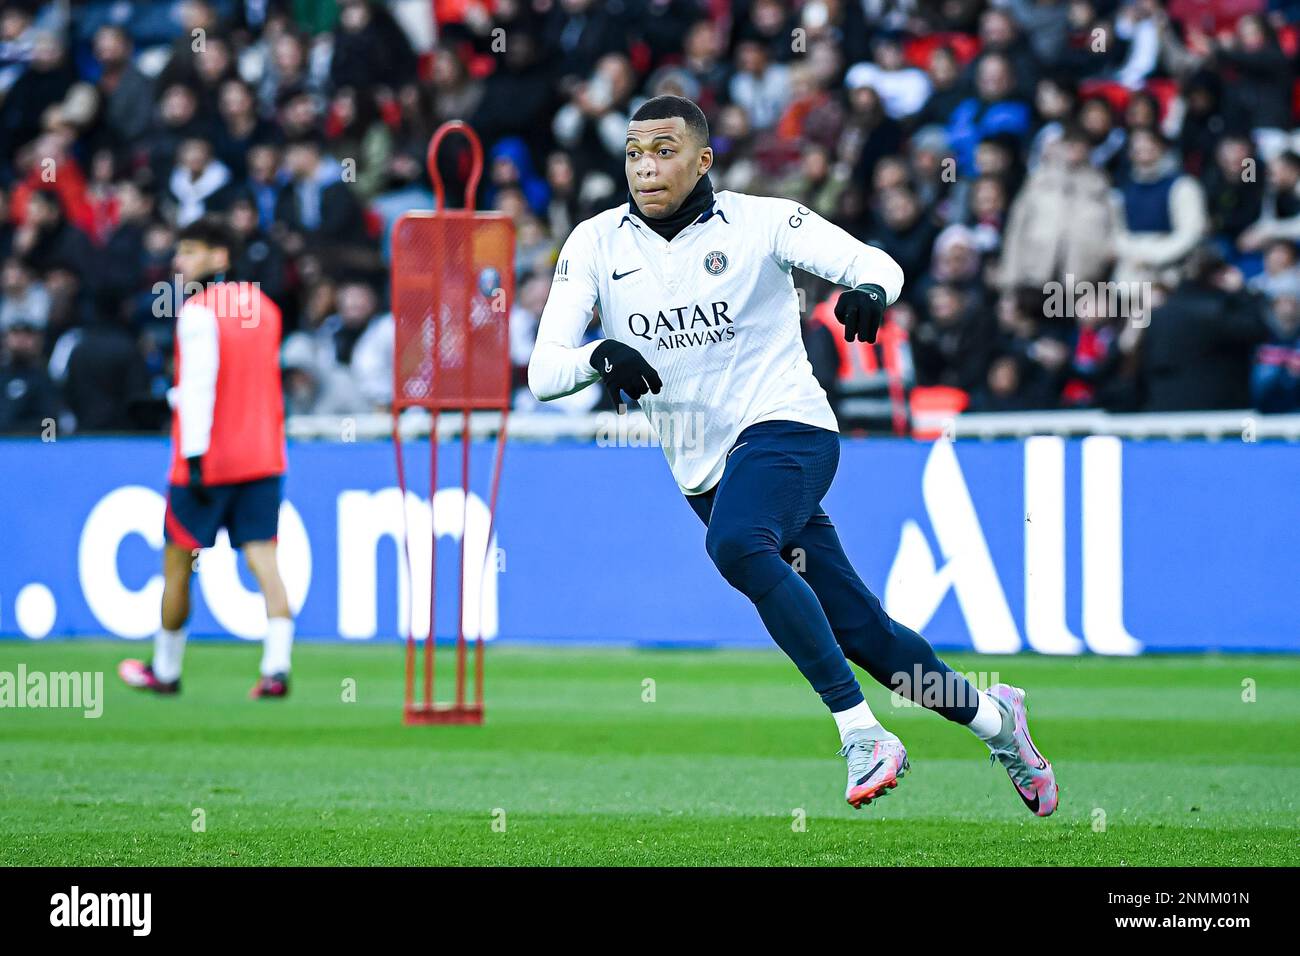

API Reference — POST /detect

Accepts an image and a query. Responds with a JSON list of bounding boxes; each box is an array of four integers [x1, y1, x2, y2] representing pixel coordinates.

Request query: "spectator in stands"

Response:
[[1138, 246, 1271, 410], [1173, 69, 1226, 178], [10, 189, 95, 280], [0, 5, 37, 100], [1113, 127, 1208, 285], [331, 0, 417, 94], [974, 7, 1039, 98], [680, 20, 728, 116], [162, 31, 238, 115], [841, 84, 903, 186], [947, 53, 1032, 175], [1113, 0, 1163, 89], [430, 44, 482, 125], [542, 0, 623, 85], [1249, 239, 1300, 299], [275, 84, 324, 141], [92, 25, 154, 148], [1000, 126, 1117, 291], [1238, 152, 1300, 252], [776, 143, 849, 220], [0, 312, 58, 434], [273, 135, 368, 256], [868, 187, 939, 304], [1204, 13, 1294, 154], [468, 33, 552, 156], [1078, 95, 1127, 175], [144, 83, 215, 187], [1026, 75, 1078, 171], [244, 144, 283, 231], [280, 331, 367, 415], [256, 29, 322, 116], [215, 79, 275, 180], [551, 54, 639, 183], [1007, 0, 1071, 66], [913, 283, 996, 392], [350, 305, 394, 411], [710, 103, 762, 194], [1251, 273, 1300, 412], [60, 300, 151, 433], [844, 34, 932, 121], [912, 45, 967, 131], [99, 180, 154, 317], [1202, 134, 1265, 244], [326, 87, 394, 203], [729, 38, 792, 131], [0, 29, 74, 173], [228, 194, 287, 308], [0, 256, 50, 332], [166, 138, 234, 227]]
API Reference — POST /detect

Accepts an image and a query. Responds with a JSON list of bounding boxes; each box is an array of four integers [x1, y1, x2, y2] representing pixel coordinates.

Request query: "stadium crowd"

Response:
[[2, 0, 1300, 436]]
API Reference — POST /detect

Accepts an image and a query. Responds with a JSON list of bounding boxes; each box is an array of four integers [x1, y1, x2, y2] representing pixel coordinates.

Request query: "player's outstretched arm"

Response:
[[528, 226, 605, 402], [764, 197, 905, 341]]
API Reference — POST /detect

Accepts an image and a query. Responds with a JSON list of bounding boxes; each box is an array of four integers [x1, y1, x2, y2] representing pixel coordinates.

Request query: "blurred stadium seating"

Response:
[[2, 0, 1300, 438]]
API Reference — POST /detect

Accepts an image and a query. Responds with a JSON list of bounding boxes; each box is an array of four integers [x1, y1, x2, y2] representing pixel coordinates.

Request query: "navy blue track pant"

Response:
[[686, 420, 978, 723]]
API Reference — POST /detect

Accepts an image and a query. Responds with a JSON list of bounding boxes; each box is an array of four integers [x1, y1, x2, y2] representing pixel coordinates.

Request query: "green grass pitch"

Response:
[[2, 640, 1297, 866]]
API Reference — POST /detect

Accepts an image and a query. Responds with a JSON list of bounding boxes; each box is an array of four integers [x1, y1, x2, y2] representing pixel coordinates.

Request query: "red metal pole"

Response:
[[393, 413, 415, 717], [426, 409, 438, 710], [456, 408, 470, 709], [477, 409, 509, 710]]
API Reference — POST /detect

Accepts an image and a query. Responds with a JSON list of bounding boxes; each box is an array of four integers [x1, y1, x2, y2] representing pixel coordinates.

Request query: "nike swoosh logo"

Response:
[[727, 442, 748, 458], [603, 358, 613, 373], [612, 268, 642, 280], [1015, 786, 1040, 814], [855, 760, 884, 787]]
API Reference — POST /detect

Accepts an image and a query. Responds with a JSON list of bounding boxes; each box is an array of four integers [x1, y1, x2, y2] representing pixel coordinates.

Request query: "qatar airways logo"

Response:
[[627, 300, 735, 351]]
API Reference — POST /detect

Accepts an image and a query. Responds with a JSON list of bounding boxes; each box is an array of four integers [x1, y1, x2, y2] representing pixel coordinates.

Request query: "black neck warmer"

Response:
[[629, 173, 715, 242]]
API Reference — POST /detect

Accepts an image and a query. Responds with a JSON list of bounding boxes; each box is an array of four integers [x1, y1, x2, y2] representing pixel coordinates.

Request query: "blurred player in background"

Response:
[[119, 218, 293, 699], [529, 96, 1057, 815]]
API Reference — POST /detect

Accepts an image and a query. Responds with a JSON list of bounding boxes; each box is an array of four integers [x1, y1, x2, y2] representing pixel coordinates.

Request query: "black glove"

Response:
[[833, 284, 888, 344], [590, 340, 662, 409], [187, 455, 211, 506]]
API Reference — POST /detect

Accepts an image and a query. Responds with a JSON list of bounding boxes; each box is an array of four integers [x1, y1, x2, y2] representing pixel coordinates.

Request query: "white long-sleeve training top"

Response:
[[528, 189, 905, 494]]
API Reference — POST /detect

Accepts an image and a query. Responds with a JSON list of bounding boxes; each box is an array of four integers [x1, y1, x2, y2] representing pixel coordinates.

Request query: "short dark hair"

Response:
[[630, 95, 710, 147], [177, 216, 238, 257]]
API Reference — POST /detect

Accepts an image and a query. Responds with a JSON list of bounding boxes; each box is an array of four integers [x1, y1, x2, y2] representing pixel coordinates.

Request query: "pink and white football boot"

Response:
[[985, 683, 1058, 817], [840, 728, 909, 809]]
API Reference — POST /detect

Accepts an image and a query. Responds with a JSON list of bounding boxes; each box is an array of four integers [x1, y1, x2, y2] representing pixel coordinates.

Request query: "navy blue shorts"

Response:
[[164, 475, 283, 550]]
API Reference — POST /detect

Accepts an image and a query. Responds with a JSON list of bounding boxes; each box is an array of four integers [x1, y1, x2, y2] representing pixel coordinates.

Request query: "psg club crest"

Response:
[[703, 251, 728, 276], [477, 266, 501, 299]]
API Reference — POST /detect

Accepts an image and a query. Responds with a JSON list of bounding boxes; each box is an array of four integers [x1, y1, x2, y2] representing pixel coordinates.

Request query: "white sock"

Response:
[[832, 700, 882, 743], [152, 627, 187, 683], [967, 691, 1006, 741], [260, 617, 294, 676]]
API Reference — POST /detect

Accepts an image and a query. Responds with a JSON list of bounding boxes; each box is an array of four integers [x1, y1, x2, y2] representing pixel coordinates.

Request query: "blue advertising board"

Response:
[[0, 436, 1295, 653]]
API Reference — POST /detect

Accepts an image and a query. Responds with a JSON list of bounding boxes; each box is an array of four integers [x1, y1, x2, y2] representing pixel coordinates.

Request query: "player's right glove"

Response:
[[187, 455, 212, 506], [590, 340, 662, 408], [833, 284, 888, 344]]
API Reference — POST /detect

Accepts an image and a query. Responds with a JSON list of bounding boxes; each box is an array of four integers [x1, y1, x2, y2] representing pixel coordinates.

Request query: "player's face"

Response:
[[173, 240, 227, 285], [625, 116, 712, 218]]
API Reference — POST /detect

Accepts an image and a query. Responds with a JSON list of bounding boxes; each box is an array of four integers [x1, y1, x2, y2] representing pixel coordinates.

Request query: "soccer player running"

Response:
[[119, 217, 295, 700], [528, 96, 1057, 815]]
